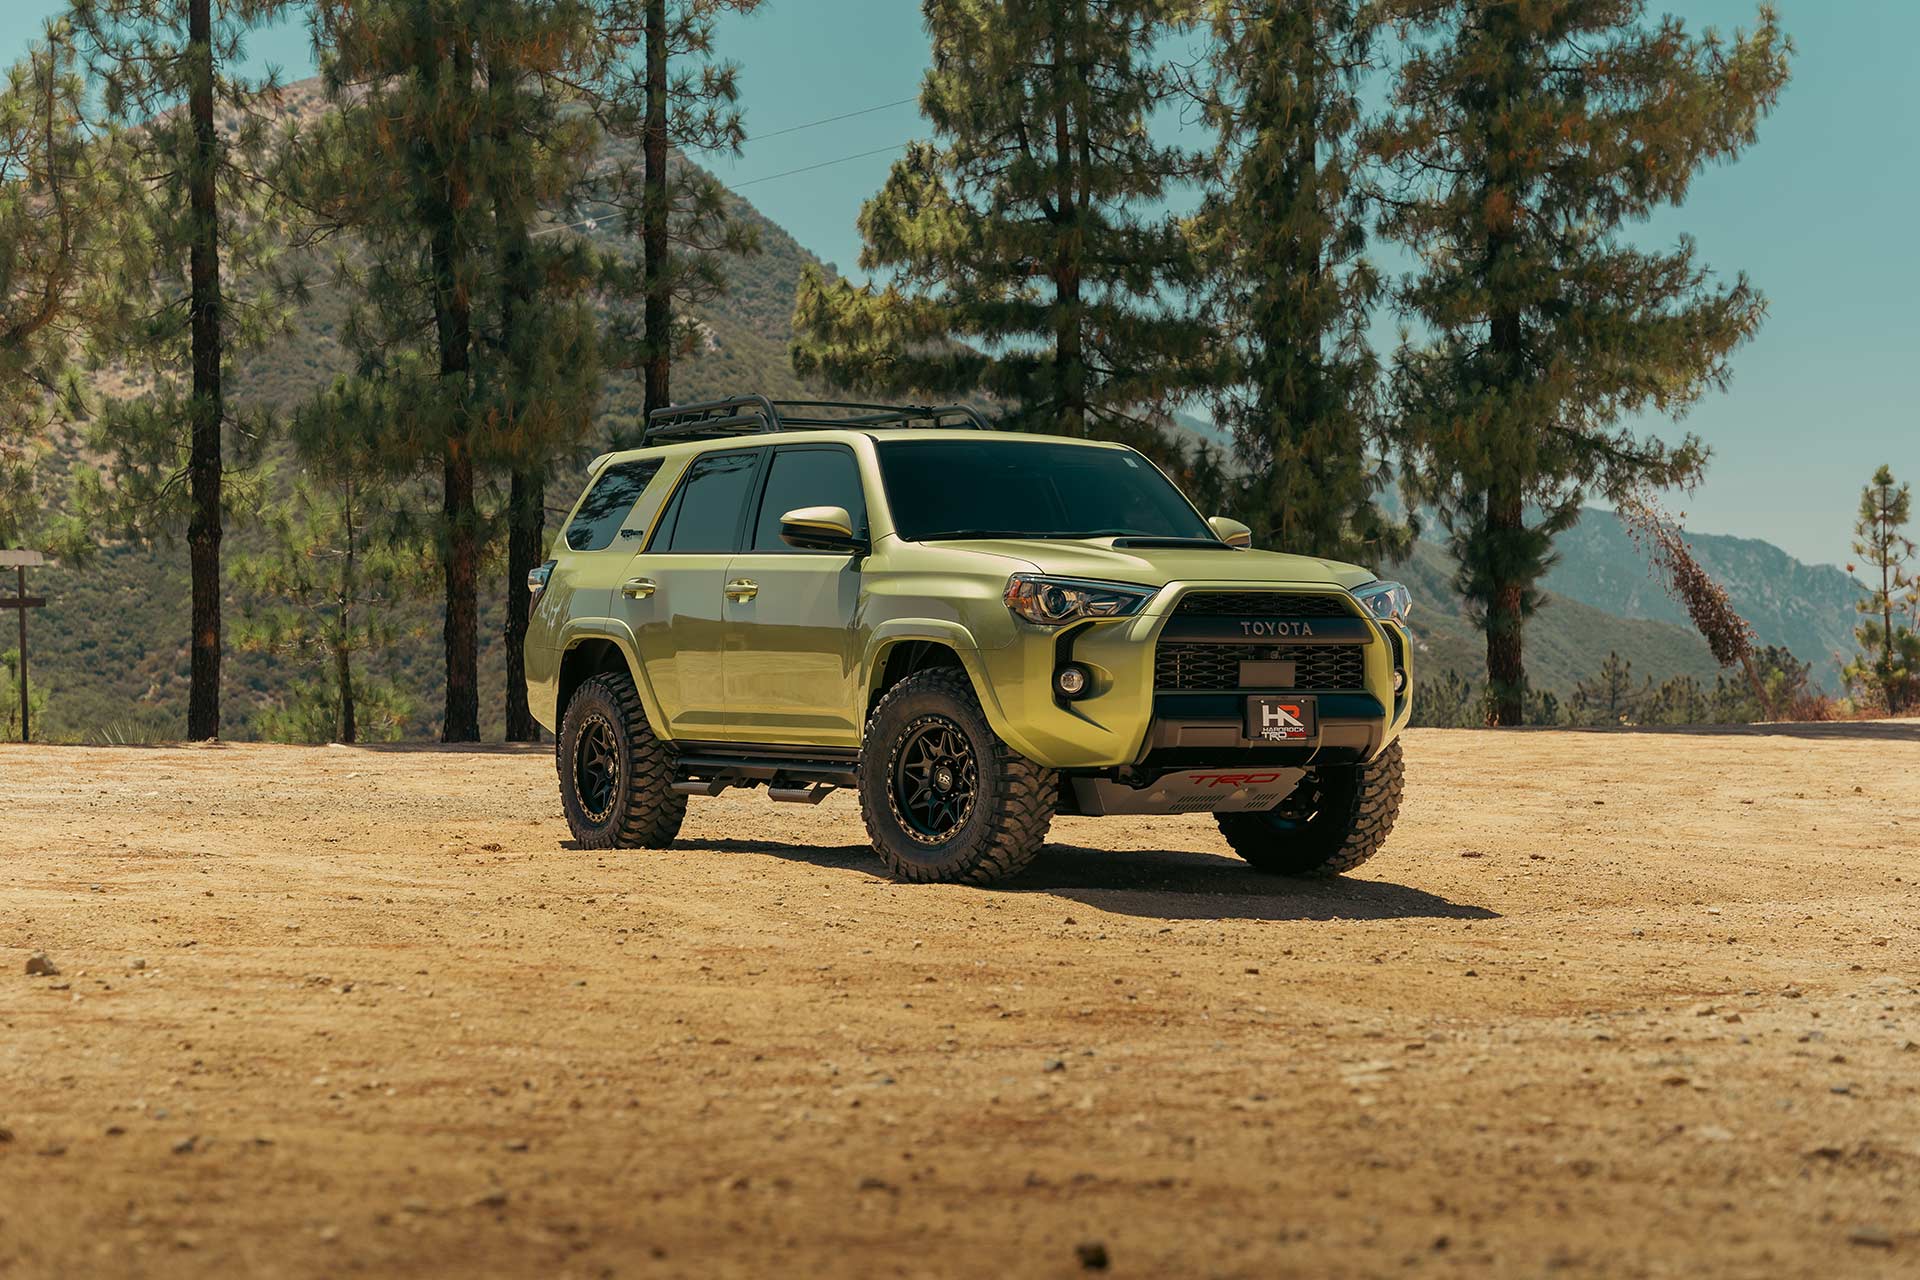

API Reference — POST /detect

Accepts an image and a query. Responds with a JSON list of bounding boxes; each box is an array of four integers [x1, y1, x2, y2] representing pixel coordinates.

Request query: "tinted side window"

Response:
[[751, 446, 868, 551], [650, 450, 761, 554], [565, 459, 662, 552]]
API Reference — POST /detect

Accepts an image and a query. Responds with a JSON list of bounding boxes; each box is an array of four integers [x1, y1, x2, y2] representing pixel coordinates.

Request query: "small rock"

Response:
[[25, 952, 58, 977], [856, 1176, 895, 1193], [1075, 1241, 1111, 1271], [1042, 1059, 1066, 1073], [0, 1127, 13, 1144], [172, 1135, 198, 1155], [1848, 1227, 1893, 1249], [469, 1189, 508, 1210], [504, 1138, 530, 1152], [128, 958, 146, 971]]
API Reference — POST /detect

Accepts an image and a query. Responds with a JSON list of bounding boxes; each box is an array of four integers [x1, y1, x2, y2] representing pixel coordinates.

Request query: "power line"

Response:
[[747, 96, 917, 143], [731, 142, 908, 189]]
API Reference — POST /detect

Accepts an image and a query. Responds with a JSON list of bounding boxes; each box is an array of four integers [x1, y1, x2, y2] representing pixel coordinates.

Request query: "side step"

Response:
[[670, 744, 859, 804]]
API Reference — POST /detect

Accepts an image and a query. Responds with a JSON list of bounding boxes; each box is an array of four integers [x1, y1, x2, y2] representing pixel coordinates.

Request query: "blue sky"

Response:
[[6, 1, 1912, 569]]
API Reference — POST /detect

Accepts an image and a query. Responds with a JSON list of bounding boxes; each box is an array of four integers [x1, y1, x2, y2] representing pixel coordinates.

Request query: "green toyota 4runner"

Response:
[[525, 397, 1413, 885]]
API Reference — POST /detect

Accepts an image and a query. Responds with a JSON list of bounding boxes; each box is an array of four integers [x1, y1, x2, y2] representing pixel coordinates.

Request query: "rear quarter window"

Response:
[[565, 459, 663, 552]]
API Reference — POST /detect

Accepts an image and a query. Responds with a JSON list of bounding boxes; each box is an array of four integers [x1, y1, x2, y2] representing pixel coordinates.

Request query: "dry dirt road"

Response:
[[2, 726, 1917, 1279]]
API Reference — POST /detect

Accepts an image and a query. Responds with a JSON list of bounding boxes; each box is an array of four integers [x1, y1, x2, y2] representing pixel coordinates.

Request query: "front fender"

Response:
[[861, 619, 1043, 759]]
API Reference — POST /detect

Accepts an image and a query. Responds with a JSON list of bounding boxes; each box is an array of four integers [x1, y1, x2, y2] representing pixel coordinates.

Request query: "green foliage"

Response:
[[1368, 1, 1791, 724], [1, 646, 49, 740], [254, 676, 412, 744], [1192, 1, 1405, 564], [1841, 465, 1919, 714], [1569, 652, 1638, 726], [792, 0, 1207, 454], [0, 22, 137, 551], [231, 467, 419, 744]]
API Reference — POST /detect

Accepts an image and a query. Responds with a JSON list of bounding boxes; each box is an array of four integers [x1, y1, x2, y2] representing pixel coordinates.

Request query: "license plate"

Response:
[[1246, 695, 1316, 743]]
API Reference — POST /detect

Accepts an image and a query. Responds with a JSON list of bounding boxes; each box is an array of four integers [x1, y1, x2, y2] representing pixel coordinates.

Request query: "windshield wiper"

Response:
[[917, 529, 1038, 541]]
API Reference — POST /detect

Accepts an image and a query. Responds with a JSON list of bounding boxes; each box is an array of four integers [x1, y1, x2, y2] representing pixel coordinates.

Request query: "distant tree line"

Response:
[[2, 1, 1820, 741]]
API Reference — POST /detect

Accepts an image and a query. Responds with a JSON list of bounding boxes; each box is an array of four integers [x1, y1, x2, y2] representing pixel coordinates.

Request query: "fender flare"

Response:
[[556, 617, 673, 741], [862, 619, 1022, 750]]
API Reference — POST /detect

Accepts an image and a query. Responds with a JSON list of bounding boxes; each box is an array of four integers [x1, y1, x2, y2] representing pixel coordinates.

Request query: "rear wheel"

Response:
[[557, 671, 685, 849], [859, 668, 1057, 885], [1216, 741, 1403, 877]]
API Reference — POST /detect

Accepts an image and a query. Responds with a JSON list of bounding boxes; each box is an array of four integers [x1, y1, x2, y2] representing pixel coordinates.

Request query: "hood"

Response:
[[932, 538, 1378, 599]]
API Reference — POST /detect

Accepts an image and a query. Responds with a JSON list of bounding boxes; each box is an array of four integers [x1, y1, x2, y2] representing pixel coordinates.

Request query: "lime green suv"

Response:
[[525, 397, 1412, 885]]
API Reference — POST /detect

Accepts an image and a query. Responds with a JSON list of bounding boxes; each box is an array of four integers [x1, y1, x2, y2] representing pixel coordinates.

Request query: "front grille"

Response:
[[1155, 643, 1367, 692], [1175, 591, 1356, 617]]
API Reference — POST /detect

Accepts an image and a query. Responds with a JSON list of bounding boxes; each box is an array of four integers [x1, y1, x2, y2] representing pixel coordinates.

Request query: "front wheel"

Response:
[[1216, 740, 1404, 877], [557, 671, 686, 849], [858, 668, 1058, 885]]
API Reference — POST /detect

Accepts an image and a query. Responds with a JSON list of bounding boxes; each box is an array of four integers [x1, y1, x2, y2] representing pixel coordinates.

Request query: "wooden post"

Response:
[[1, 550, 48, 743]]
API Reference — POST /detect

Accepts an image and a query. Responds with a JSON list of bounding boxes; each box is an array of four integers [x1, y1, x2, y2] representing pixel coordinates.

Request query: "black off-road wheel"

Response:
[[557, 672, 686, 849], [858, 668, 1058, 885], [1216, 740, 1404, 877]]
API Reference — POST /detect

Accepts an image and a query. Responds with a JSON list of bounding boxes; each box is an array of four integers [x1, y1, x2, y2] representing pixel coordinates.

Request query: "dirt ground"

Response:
[[2, 725, 1917, 1279]]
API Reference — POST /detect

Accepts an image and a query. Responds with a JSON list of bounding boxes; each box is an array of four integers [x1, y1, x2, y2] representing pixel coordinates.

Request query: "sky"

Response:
[[5, 1, 1913, 570]]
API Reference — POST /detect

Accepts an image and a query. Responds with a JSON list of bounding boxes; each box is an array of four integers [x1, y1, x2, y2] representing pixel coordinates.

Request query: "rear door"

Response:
[[618, 447, 763, 740], [719, 443, 869, 747]]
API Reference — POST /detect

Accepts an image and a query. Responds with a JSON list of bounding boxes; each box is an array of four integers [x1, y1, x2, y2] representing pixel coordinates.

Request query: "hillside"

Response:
[[1541, 510, 1861, 691], [1393, 540, 1723, 694]]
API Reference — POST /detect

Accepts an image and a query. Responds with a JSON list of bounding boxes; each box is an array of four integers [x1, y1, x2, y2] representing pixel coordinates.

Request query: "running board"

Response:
[[671, 747, 859, 798]]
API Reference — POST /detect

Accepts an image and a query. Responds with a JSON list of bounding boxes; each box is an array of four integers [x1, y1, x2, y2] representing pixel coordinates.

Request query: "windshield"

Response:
[[875, 438, 1217, 542]]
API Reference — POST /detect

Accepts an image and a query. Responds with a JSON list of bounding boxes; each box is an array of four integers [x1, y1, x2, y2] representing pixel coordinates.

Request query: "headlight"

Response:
[[1352, 579, 1412, 625], [1004, 574, 1155, 626]]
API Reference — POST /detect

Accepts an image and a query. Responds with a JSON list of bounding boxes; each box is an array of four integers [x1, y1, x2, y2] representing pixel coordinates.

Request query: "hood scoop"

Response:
[[1105, 536, 1238, 551]]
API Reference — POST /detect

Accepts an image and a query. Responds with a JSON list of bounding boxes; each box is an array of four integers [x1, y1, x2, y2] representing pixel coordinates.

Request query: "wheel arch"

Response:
[[556, 626, 670, 741], [863, 622, 1005, 741]]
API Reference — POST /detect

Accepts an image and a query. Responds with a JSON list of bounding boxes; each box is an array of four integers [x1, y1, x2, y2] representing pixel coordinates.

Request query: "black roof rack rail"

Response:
[[640, 396, 989, 447]]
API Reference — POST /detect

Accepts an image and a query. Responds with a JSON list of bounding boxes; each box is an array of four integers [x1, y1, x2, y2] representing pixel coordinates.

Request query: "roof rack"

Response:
[[640, 396, 989, 447]]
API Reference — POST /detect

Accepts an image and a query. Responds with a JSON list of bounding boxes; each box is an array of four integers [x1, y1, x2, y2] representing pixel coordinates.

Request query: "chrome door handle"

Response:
[[621, 577, 656, 599], [724, 578, 759, 602]]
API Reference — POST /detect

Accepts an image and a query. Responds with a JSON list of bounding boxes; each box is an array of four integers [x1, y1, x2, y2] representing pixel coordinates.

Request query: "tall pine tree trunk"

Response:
[[185, 0, 222, 740], [504, 469, 542, 740], [642, 0, 671, 417], [432, 43, 479, 743], [1485, 479, 1526, 727], [338, 475, 358, 745], [494, 62, 542, 745], [1049, 27, 1084, 438], [335, 642, 357, 745]]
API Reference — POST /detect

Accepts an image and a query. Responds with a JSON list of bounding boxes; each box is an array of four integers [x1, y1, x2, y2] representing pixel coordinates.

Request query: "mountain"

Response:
[[1393, 540, 1723, 694], [1539, 510, 1861, 691]]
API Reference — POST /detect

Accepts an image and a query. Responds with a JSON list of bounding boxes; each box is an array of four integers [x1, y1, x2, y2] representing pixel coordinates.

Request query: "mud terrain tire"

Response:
[[558, 671, 686, 849], [1216, 740, 1403, 877], [859, 668, 1057, 885]]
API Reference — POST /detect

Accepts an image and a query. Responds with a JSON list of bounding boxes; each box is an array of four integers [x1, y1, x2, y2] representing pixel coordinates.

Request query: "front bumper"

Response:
[[966, 585, 1411, 771]]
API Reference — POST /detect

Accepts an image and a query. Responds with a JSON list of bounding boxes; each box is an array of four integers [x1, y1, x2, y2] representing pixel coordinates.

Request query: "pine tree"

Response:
[[1193, 1, 1404, 562], [67, 0, 293, 741], [294, 0, 605, 741], [1570, 651, 1638, 726], [1367, 2, 1790, 725], [792, 0, 1206, 449], [232, 467, 416, 744], [1842, 465, 1919, 714], [0, 23, 138, 549]]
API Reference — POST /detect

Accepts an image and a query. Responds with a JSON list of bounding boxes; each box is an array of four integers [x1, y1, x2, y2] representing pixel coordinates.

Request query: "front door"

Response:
[[720, 443, 869, 747], [617, 447, 763, 740]]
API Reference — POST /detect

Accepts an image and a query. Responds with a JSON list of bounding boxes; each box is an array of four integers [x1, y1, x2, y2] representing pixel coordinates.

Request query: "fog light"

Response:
[[1392, 669, 1406, 693], [1055, 664, 1090, 699]]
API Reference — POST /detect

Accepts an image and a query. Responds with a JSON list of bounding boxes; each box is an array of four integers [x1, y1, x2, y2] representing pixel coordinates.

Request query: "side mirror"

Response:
[[1209, 516, 1253, 548], [780, 505, 866, 553]]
